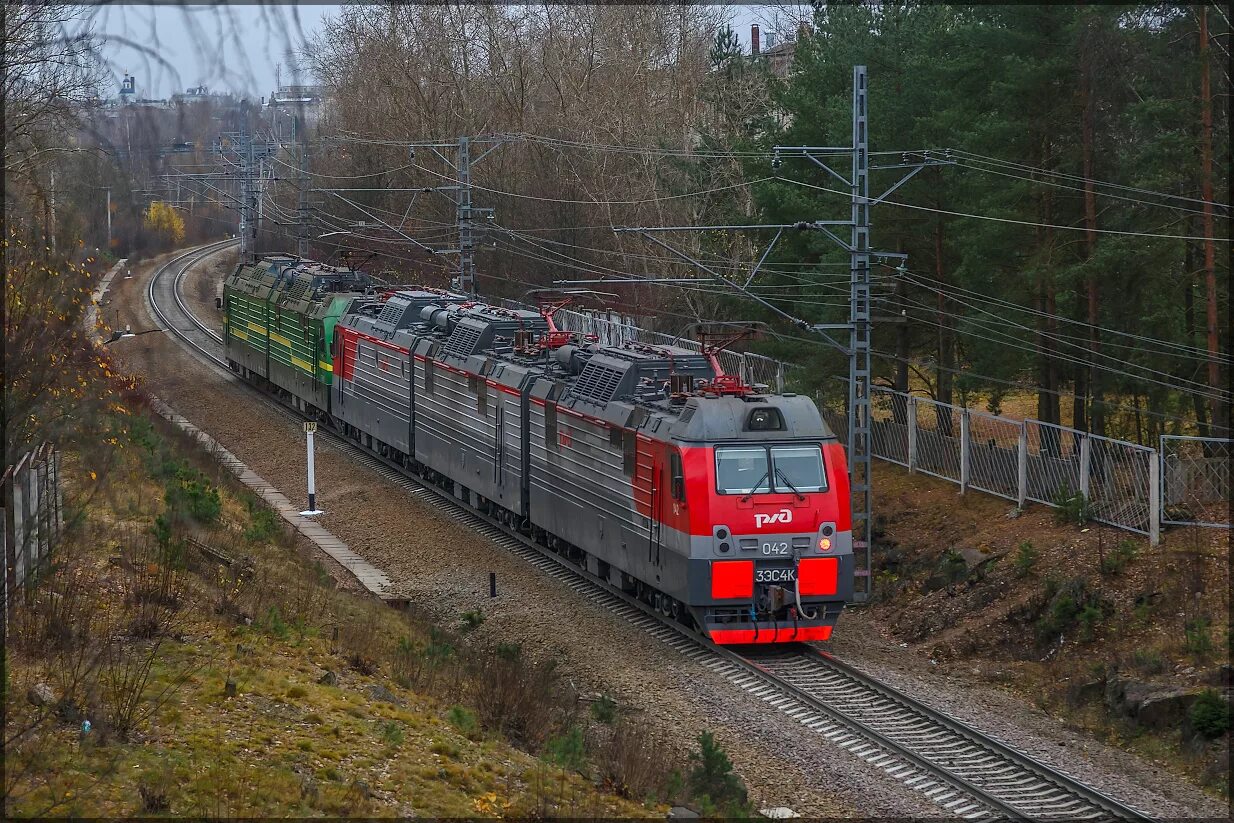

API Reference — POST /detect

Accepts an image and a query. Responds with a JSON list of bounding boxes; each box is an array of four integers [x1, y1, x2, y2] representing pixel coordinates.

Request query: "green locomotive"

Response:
[[222, 256, 371, 413]]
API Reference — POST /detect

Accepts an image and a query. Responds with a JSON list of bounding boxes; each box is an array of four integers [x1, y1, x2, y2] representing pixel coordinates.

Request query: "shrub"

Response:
[[544, 725, 587, 774], [688, 732, 749, 816], [138, 767, 173, 812], [390, 636, 419, 689], [1036, 577, 1105, 643], [164, 467, 221, 525], [468, 647, 567, 750], [1131, 648, 1165, 675], [594, 721, 676, 803], [1052, 484, 1091, 526], [1190, 689, 1230, 739], [1077, 603, 1104, 641], [1014, 541, 1038, 578], [378, 720, 404, 747], [460, 608, 485, 633], [447, 705, 477, 735], [1100, 540, 1137, 576], [244, 502, 281, 544], [1184, 616, 1212, 658], [591, 693, 618, 725], [263, 606, 290, 641]]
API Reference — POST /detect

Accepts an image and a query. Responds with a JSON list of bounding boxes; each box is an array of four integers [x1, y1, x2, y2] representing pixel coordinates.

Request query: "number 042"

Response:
[[761, 541, 789, 555]]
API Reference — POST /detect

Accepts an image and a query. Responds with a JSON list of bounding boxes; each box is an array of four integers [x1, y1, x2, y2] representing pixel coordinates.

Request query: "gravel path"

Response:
[[100, 250, 1227, 819]]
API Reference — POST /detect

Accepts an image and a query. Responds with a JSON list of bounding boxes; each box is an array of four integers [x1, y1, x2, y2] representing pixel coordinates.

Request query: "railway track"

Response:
[[145, 245, 1154, 822]]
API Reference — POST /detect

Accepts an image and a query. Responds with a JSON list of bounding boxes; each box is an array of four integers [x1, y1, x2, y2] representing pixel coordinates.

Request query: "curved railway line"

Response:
[[144, 242, 1155, 822]]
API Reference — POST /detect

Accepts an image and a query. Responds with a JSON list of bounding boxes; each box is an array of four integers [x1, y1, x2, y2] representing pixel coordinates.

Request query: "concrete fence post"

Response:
[[35, 454, 48, 567], [1079, 434, 1092, 501], [1017, 423, 1028, 508], [959, 409, 971, 494], [52, 450, 64, 539], [907, 395, 918, 472], [13, 462, 28, 589], [22, 464, 38, 581], [1149, 452, 1161, 546]]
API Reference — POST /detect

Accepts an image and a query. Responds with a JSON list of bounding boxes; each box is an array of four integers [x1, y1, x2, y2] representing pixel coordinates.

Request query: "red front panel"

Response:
[[711, 625, 833, 644], [710, 560, 754, 599], [797, 557, 839, 596]]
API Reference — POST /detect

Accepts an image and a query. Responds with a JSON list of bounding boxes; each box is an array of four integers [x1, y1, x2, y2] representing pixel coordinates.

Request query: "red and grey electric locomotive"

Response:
[[224, 256, 853, 643]]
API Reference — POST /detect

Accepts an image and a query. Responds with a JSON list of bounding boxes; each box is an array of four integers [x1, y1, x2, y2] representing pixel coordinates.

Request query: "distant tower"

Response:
[[120, 73, 136, 104]]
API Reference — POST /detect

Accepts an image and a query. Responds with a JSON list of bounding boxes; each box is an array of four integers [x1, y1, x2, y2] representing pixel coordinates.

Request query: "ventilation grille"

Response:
[[677, 404, 697, 424], [569, 361, 626, 404], [285, 278, 311, 301], [377, 300, 404, 325], [445, 323, 483, 357]]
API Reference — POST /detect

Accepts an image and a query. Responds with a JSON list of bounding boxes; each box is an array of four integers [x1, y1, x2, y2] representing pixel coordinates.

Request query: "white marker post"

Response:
[[301, 421, 324, 516]]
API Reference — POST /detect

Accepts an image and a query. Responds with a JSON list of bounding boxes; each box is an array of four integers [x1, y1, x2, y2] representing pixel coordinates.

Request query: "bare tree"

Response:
[[301, 3, 732, 316], [3, 2, 104, 178]]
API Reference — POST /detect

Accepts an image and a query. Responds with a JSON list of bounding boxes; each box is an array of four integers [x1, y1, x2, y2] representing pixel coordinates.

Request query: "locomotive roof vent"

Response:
[[568, 360, 628, 404], [444, 321, 485, 357], [377, 296, 409, 326]]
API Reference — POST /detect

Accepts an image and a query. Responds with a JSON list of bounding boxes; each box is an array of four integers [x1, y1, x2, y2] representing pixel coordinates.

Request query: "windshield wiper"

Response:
[[739, 471, 770, 502], [775, 467, 806, 501]]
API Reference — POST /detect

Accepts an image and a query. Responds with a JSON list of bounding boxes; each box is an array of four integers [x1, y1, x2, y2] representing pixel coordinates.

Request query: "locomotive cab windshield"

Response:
[[714, 444, 827, 495]]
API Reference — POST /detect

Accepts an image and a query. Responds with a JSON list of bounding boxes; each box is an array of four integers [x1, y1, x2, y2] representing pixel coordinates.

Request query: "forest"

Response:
[[298, 3, 1230, 445], [4, 3, 1230, 447]]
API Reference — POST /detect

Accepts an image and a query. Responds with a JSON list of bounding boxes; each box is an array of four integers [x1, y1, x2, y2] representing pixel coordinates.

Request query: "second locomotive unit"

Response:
[[224, 255, 854, 643]]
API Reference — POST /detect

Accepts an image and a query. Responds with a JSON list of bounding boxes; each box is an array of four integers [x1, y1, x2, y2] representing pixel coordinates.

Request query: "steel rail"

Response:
[[757, 648, 1154, 821], [146, 248, 1155, 823]]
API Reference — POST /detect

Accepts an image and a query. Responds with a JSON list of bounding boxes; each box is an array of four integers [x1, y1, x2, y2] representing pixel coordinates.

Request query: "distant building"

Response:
[[266, 84, 326, 140], [119, 74, 137, 105], [171, 85, 238, 109], [750, 24, 804, 79]]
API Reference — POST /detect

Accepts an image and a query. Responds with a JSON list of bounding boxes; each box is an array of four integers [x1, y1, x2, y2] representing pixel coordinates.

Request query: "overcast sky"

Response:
[[96, 3, 812, 101], [95, 3, 338, 101]]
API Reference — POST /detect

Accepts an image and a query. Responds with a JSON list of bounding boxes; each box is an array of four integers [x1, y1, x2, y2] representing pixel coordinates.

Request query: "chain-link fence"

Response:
[[1024, 419, 1081, 507], [1161, 435, 1231, 528], [914, 396, 963, 483], [870, 386, 909, 466]]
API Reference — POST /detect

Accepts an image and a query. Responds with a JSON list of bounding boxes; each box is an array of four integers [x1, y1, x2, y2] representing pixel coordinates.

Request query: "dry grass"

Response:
[[4, 409, 662, 818]]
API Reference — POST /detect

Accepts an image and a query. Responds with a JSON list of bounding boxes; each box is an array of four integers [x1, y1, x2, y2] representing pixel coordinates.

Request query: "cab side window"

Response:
[[670, 450, 685, 501]]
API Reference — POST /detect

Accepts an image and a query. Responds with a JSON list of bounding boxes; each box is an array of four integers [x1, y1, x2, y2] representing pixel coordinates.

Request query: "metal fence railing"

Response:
[[1087, 435, 1155, 536], [3, 443, 64, 613], [820, 387, 1208, 544], [966, 409, 1023, 502], [1161, 435, 1231, 528]]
